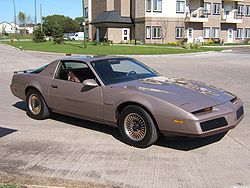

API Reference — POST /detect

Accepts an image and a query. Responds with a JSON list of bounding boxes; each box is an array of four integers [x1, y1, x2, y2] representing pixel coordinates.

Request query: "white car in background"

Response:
[[69, 32, 85, 41]]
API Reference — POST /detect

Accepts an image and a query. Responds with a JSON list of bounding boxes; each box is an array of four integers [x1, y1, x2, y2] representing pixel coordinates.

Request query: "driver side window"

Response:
[[56, 61, 96, 83]]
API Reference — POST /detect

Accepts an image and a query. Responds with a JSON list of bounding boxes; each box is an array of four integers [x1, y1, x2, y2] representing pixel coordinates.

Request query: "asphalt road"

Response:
[[0, 44, 250, 188]]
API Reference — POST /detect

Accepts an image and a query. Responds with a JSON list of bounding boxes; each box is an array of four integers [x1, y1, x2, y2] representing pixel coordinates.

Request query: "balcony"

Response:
[[185, 8, 209, 23], [221, 10, 243, 23]]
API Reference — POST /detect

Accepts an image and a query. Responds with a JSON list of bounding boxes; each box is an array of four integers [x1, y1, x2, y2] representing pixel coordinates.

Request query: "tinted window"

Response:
[[56, 61, 96, 83], [30, 64, 48, 74], [91, 58, 158, 85]]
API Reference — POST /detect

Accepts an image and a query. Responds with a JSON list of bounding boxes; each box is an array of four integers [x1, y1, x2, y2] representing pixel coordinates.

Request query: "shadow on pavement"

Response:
[[0, 127, 17, 138], [13, 101, 227, 151]]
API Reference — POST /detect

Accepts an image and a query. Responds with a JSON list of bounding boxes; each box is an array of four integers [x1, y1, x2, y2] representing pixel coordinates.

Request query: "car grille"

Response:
[[200, 117, 228, 132], [236, 106, 244, 120]]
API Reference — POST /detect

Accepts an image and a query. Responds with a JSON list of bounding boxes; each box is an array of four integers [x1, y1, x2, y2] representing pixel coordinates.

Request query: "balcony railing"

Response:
[[221, 9, 243, 23], [190, 8, 209, 18], [185, 8, 209, 22]]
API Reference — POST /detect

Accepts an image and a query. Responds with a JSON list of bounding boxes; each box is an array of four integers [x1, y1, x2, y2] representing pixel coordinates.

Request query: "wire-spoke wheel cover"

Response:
[[28, 94, 41, 115], [124, 113, 147, 141]]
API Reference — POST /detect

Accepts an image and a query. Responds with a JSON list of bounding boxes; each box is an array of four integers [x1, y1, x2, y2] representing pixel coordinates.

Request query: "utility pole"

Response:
[[35, 0, 37, 24], [82, 0, 87, 48], [40, 3, 43, 31], [12, 0, 17, 39]]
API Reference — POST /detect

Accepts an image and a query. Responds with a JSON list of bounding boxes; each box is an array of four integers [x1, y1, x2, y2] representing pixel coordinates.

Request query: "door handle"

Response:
[[51, 85, 58, 89]]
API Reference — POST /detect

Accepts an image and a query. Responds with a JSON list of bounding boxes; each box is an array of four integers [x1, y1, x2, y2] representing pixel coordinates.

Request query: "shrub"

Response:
[[247, 40, 250, 45], [33, 28, 45, 43], [190, 42, 202, 49], [183, 42, 190, 49], [52, 25, 64, 44], [167, 41, 181, 47]]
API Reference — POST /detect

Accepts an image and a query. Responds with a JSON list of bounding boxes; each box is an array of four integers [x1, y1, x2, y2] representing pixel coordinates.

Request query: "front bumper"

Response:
[[162, 99, 244, 137]]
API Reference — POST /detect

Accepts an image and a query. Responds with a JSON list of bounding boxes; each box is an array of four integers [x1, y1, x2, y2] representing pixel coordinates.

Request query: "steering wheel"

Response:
[[126, 71, 137, 76]]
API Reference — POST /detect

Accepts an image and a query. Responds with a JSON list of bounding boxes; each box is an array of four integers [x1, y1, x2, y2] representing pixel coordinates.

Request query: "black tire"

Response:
[[118, 105, 158, 148], [26, 89, 50, 120]]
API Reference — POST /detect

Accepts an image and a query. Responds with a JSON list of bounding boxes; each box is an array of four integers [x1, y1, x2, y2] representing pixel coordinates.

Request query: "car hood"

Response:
[[112, 76, 236, 112]]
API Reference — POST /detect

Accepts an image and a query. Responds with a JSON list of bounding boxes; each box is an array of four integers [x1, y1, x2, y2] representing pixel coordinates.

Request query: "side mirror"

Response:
[[82, 79, 99, 87], [81, 79, 99, 92]]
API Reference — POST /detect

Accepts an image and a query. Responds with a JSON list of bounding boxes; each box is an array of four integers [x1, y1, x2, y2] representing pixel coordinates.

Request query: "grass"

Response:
[[203, 42, 250, 46], [1, 41, 223, 55], [0, 185, 20, 188], [0, 34, 33, 40]]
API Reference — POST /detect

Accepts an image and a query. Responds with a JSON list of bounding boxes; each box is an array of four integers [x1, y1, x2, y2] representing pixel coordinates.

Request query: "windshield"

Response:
[[91, 58, 159, 85]]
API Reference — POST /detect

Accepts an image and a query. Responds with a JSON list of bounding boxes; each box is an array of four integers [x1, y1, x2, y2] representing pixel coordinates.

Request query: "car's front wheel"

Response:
[[119, 105, 158, 148], [26, 89, 50, 120]]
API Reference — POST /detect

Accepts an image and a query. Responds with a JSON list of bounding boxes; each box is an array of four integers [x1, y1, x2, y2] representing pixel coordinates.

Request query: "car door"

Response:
[[48, 61, 103, 122]]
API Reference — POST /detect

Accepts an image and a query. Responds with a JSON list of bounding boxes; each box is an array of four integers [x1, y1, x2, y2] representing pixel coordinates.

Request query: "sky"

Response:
[[0, 0, 83, 23]]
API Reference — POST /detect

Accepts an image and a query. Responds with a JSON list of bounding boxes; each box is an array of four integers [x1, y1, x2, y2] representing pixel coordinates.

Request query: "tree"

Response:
[[52, 24, 64, 44], [74, 17, 84, 31], [42, 15, 80, 36], [18, 11, 27, 36], [33, 27, 45, 43]]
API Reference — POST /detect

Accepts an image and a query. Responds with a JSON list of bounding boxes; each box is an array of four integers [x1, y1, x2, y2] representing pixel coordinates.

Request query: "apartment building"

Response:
[[84, 0, 250, 43]]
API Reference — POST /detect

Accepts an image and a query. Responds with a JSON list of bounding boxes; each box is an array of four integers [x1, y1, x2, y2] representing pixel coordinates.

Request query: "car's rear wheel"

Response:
[[26, 89, 50, 120], [119, 105, 158, 148]]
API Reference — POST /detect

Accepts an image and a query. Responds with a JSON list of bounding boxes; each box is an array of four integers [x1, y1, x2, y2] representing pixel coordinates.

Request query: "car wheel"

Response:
[[26, 89, 50, 120], [119, 105, 158, 148]]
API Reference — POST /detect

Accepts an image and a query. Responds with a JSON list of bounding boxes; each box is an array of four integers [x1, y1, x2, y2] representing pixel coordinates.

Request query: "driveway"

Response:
[[0, 44, 249, 188]]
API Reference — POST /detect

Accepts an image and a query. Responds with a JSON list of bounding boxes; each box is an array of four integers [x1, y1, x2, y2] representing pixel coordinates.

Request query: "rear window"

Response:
[[30, 64, 48, 74]]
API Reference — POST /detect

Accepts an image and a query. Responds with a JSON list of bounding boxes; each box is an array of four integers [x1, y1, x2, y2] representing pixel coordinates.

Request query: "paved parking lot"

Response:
[[0, 44, 249, 188]]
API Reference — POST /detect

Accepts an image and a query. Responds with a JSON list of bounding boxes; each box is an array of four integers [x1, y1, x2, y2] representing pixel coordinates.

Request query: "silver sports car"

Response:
[[10, 56, 244, 147]]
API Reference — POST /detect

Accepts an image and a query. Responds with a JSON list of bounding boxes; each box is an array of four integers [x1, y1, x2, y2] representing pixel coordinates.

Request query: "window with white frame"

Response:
[[146, 26, 151, 39], [237, 5, 244, 16], [152, 26, 161, 38], [236, 28, 243, 39], [175, 27, 184, 38], [246, 6, 250, 16], [146, 0, 152, 12], [176, 0, 185, 13], [204, 2, 211, 15], [213, 3, 221, 15], [153, 0, 162, 12], [245, 28, 250, 38], [212, 28, 220, 38], [203, 27, 210, 38]]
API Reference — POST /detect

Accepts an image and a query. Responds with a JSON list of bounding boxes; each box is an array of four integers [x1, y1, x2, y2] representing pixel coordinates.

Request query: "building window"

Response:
[[153, 0, 162, 12], [237, 5, 244, 16], [175, 27, 184, 38], [246, 6, 250, 16], [146, 26, 151, 39], [245, 28, 250, 38], [236, 28, 243, 39], [204, 2, 211, 15], [213, 3, 221, 15], [203, 27, 210, 38], [146, 0, 152, 12], [85, 7, 89, 18], [176, 0, 185, 13], [152, 26, 161, 38], [212, 28, 220, 38]]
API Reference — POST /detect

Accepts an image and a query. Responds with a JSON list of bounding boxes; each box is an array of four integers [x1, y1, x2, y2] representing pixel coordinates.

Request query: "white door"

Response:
[[187, 28, 193, 43], [122, 28, 130, 42], [227, 29, 233, 43]]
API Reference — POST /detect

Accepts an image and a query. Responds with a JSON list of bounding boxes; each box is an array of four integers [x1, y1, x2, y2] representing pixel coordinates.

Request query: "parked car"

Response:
[[10, 56, 244, 147], [63, 33, 75, 41], [69, 32, 84, 41]]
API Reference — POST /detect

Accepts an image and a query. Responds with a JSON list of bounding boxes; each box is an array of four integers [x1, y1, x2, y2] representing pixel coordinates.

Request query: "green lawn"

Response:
[[2, 41, 223, 55], [0, 185, 20, 188]]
